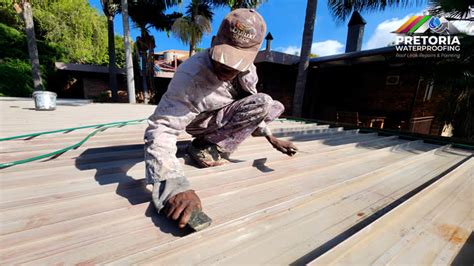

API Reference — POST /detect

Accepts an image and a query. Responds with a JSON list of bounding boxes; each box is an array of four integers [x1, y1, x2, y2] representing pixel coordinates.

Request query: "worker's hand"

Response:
[[165, 190, 202, 228], [266, 135, 298, 156]]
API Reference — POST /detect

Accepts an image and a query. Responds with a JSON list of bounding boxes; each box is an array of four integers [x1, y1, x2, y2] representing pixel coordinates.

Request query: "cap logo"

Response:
[[230, 21, 257, 43]]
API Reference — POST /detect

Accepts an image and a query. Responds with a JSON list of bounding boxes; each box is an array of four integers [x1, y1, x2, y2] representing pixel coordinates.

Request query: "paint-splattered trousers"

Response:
[[150, 93, 284, 212], [186, 93, 284, 153]]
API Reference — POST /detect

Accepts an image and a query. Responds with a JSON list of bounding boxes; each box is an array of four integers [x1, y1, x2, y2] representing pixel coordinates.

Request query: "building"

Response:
[[152, 50, 189, 78], [255, 33, 300, 116], [302, 46, 446, 135], [54, 62, 129, 102], [259, 11, 463, 137]]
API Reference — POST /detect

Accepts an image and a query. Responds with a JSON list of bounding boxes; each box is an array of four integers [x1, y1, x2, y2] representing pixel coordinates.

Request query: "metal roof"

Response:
[[0, 98, 472, 264], [255, 50, 301, 65], [309, 46, 396, 65], [55, 62, 127, 75]]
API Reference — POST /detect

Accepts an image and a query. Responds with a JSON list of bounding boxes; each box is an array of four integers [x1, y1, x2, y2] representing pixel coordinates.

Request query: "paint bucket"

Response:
[[32, 91, 57, 111]]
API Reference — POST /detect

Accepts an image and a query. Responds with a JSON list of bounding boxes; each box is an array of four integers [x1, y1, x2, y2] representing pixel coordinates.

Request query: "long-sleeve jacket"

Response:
[[144, 50, 266, 210]]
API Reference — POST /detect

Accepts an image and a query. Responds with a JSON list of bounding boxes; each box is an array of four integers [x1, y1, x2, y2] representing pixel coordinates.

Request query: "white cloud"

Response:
[[281, 46, 301, 55], [311, 40, 344, 56], [365, 14, 412, 49], [364, 11, 474, 49], [278, 39, 344, 57], [364, 12, 426, 49]]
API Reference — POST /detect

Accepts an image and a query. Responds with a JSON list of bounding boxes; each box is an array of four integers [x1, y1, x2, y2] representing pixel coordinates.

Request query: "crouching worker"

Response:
[[144, 8, 298, 229]]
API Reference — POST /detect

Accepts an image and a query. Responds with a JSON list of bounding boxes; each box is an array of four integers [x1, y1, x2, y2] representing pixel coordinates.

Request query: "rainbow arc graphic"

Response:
[[394, 15, 433, 34]]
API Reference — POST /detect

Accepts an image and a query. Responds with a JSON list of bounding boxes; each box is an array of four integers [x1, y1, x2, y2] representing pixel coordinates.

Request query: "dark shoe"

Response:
[[188, 140, 230, 168]]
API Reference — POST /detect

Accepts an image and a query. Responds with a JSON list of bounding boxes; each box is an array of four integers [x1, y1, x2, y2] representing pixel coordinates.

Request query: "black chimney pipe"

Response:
[[265, 32, 274, 52], [345, 11, 366, 53]]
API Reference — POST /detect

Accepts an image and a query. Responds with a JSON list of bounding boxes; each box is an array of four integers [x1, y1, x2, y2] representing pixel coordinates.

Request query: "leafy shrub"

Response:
[[0, 58, 36, 97]]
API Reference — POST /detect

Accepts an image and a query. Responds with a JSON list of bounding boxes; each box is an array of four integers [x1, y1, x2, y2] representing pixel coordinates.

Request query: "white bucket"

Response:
[[33, 91, 57, 111]]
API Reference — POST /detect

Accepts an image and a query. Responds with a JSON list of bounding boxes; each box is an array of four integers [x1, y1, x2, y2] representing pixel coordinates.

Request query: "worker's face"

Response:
[[211, 59, 241, 82]]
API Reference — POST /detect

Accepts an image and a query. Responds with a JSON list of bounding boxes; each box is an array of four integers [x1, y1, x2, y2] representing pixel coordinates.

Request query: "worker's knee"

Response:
[[271, 100, 285, 116], [233, 93, 274, 123], [249, 93, 273, 113], [255, 93, 273, 105]]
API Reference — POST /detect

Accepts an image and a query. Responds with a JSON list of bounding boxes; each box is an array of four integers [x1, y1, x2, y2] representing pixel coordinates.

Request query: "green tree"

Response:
[[429, 36, 473, 140], [13, 0, 43, 92], [114, 35, 126, 68], [0, 0, 125, 97], [128, 0, 182, 103], [0, 22, 61, 96], [32, 0, 109, 65], [0, 1, 23, 30], [172, 0, 213, 57]]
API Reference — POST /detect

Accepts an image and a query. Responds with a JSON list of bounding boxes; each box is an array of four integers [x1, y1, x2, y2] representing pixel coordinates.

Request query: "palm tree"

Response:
[[213, 0, 267, 10], [13, 0, 43, 92], [100, 0, 120, 101], [427, 0, 473, 21], [292, 0, 317, 117], [172, 0, 269, 57], [294, 0, 421, 117], [121, 0, 136, 103], [327, 0, 472, 21], [294, 0, 415, 116], [128, 0, 182, 103], [432, 37, 473, 140], [172, 0, 213, 57], [327, 0, 412, 22]]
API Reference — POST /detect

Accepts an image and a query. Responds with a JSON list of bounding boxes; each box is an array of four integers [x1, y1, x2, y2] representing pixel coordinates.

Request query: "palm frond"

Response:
[[195, 14, 212, 33], [171, 0, 213, 46], [128, 0, 182, 28], [100, 0, 120, 16], [328, 0, 424, 22], [428, 0, 474, 20], [209, 0, 266, 9], [171, 17, 192, 44], [152, 12, 182, 31]]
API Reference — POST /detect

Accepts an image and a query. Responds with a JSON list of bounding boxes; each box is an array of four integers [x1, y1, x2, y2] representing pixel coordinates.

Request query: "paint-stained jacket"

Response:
[[144, 50, 266, 195]]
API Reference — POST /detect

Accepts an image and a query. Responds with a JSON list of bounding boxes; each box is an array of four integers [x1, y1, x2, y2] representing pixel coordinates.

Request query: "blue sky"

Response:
[[89, 0, 429, 56]]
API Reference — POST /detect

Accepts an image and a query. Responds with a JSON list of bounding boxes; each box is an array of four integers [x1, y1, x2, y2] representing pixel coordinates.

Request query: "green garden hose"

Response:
[[0, 118, 147, 169]]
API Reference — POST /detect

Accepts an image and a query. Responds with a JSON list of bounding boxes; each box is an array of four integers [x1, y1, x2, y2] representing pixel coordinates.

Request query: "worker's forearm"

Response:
[[152, 175, 190, 212], [265, 134, 278, 144]]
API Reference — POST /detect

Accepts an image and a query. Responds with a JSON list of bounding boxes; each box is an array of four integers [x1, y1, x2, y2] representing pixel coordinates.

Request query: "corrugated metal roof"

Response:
[[0, 99, 472, 264]]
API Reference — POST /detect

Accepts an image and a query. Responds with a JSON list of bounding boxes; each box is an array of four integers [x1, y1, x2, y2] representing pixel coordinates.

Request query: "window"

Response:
[[423, 80, 434, 102]]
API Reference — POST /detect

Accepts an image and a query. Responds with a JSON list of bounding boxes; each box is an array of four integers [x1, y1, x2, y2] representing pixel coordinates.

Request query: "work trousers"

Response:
[[185, 93, 284, 153]]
